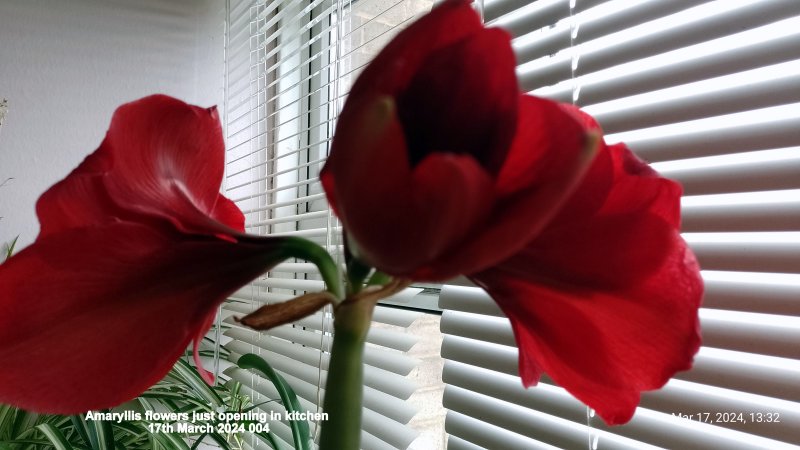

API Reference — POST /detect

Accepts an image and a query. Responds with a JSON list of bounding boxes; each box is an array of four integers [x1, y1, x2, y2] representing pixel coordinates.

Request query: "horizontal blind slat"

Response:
[[624, 115, 800, 162], [590, 71, 800, 135], [513, 0, 704, 64], [225, 345, 410, 416], [224, 298, 421, 328], [221, 331, 416, 399], [519, 0, 800, 91], [444, 385, 654, 450], [441, 360, 780, 450], [223, 320, 420, 374], [441, 335, 800, 445], [662, 158, 800, 196], [681, 201, 800, 232], [688, 240, 800, 273], [442, 307, 800, 362], [227, 369, 418, 449], [224, 350, 418, 424], [701, 277, 800, 315], [445, 410, 559, 450], [527, 19, 800, 100]]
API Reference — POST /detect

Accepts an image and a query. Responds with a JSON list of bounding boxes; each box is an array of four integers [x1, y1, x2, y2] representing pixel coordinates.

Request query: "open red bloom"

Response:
[[0, 95, 294, 414], [471, 110, 703, 423], [321, 0, 702, 424]]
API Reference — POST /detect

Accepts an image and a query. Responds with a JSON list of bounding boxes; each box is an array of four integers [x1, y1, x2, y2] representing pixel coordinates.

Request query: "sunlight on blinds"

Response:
[[221, 0, 439, 448], [440, 0, 800, 448]]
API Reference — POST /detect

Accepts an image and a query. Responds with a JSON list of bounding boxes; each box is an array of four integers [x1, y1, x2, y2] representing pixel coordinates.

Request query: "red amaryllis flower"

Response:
[[0, 95, 297, 414], [320, 0, 703, 424]]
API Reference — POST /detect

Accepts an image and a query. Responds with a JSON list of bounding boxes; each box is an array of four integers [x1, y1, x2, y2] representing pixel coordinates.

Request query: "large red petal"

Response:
[[35, 150, 119, 238], [471, 235, 702, 425], [322, 96, 493, 274], [347, 0, 482, 101], [469, 142, 702, 424], [415, 96, 595, 280], [98, 95, 228, 233], [0, 223, 288, 414], [211, 193, 246, 233], [397, 28, 518, 172]]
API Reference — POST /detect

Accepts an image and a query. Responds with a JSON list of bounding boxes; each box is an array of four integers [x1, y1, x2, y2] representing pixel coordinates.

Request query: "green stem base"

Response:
[[318, 298, 375, 450]]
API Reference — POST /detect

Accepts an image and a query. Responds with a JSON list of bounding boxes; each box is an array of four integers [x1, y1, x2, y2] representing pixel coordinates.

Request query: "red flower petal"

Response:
[[470, 144, 702, 424], [97, 95, 231, 235], [193, 310, 219, 384], [348, 0, 483, 101], [322, 96, 493, 274], [36, 95, 244, 242], [413, 96, 595, 280], [211, 193, 247, 233], [0, 223, 288, 414], [396, 28, 517, 172], [471, 237, 702, 425], [35, 151, 119, 238]]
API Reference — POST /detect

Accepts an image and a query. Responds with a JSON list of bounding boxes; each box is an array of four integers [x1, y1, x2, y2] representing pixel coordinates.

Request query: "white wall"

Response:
[[0, 0, 226, 249]]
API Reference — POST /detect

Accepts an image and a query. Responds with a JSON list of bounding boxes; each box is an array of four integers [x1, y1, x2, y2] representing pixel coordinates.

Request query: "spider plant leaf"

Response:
[[70, 415, 91, 447], [151, 431, 190, 450], [237, 354, 310, 450], [171, 360, 223, 406], [35, 423, 74, 450], [254, 430, 285, 450], [200, 433, 231, 450], [4, 236, 18, 261], [85, 412, 115, 450], [12, 410, 40, 439]]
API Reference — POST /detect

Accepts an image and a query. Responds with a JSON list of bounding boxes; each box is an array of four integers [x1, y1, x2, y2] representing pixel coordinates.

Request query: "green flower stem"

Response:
[[319, 297, 376, 450], [280, 237, 345, 301]]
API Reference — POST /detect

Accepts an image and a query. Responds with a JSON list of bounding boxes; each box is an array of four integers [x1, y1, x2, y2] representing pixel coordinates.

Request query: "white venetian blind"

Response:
[[440, 0, 800, 449], [218, 0, 436, 448]]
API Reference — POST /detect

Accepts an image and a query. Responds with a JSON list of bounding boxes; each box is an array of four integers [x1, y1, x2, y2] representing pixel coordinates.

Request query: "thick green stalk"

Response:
[[319, 298, 375, 450]]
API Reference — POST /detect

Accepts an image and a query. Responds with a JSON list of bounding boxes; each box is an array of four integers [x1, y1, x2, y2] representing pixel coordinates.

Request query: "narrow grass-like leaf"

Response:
[[35, 423, 74, 450], [200, 433, 232, 450], [12, 410, 40, 440], [254, 430, 284, 450], [237, 354, 310, 450], [1, 438, 57, 447], [109, 421, 147, 442], [152, 431, 190, 450], [70, 415, 91, 447], [0, 405, 16, 440], [188, 432, 208, 450], [84, 412, 116, 450], [171, 360, 223, 406], [4, 236, 18, 261]]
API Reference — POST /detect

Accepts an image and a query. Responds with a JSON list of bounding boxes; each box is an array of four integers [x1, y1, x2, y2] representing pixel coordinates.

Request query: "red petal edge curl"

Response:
[[0, 95, 288, 414], [471, 144, 703, 425]]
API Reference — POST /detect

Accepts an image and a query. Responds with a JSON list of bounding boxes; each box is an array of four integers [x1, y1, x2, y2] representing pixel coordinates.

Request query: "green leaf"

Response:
[[254, 430, 285, 450], [188, 432, 207, 450], [4, 236, 18, 262], [11, 410, 40, 439], [345, 241, 372, 296], [366, 270, 391, 286], [170, 360, 223, 406], [35, 423, 74, 450], [151, 432, 189, 450], [0, 404, 17, 440], [85, 412, 115, 450], [237, 354, 310, 450], [199, 433, 231, 450], [70, 415, 91, 447]]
